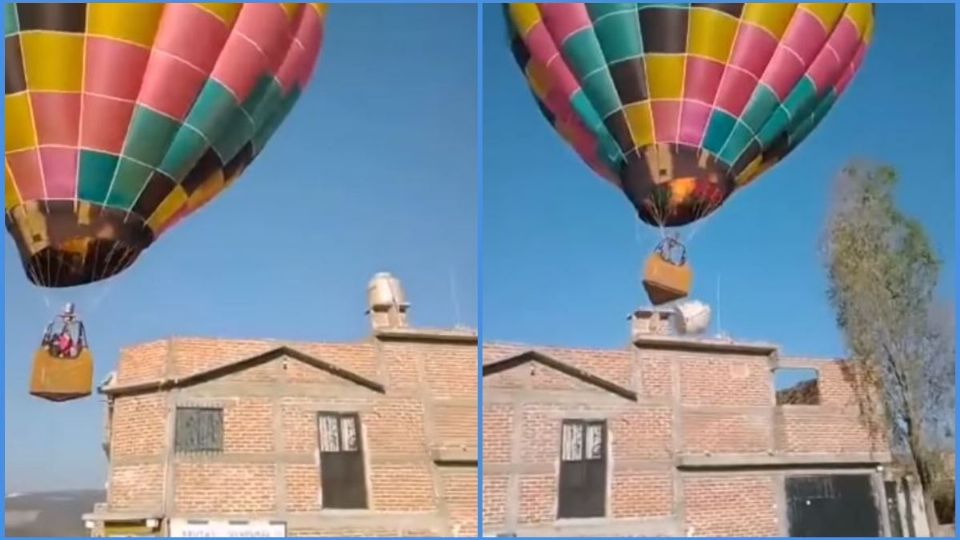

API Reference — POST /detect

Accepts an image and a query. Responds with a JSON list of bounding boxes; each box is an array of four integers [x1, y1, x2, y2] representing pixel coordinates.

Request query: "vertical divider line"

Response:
[[476, 1, 485, 537], [952, 3, 959, 501]]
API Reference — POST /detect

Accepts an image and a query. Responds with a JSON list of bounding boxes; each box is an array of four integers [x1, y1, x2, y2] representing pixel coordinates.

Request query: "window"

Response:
[[558, 419, 606, 519], [318, 412, 367, 509], [175, 407, 223, 453], [774, 368, 821, 405]]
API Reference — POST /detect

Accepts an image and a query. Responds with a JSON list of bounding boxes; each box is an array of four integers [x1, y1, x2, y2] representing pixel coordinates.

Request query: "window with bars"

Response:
[[317, 412, 367, 509], [558, 419, 607, 519], [174, 407, 223, 453]]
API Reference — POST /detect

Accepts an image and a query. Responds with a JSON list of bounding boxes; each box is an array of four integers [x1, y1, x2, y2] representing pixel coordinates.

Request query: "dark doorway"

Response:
[[557, 419, 607, 518], [317, 412, 368, 509], [786, 474, 882, 536]]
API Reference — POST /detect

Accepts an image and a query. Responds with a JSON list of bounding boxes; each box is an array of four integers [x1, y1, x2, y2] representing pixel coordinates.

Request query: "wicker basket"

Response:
[[30, 347, 93, 402], [642, 253, 693, 305]]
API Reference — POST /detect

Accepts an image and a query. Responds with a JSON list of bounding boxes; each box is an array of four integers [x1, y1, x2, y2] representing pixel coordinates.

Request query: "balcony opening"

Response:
[[774, 368, 820, 405]]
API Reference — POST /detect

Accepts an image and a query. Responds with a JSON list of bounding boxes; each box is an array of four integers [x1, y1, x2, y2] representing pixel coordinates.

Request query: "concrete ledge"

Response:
[[161, 511, 450, 532], [677, 451, 892, 469], [485, 460, 673, 476], [285, 511, 448, 532], [497, 517, 680, 537], [374, 327, 478, 344], [81, 511, 162, 522], [777, 356, 847, 368], [633, 335, 778, 356], [484, 387, 666, 406], [432, 447, 478, 465]]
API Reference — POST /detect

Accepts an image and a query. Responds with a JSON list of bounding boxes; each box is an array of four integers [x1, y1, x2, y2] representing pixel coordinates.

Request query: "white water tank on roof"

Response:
[[366, 272, 408, 312], [673, 300, 711, 335]]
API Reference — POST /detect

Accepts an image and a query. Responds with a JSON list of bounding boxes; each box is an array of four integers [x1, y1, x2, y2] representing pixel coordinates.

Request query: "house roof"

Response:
[[483, 342, 634, 388], [483, 348, 637, 401], [113, 337, 380, 388], [103, 344, 384, 397]]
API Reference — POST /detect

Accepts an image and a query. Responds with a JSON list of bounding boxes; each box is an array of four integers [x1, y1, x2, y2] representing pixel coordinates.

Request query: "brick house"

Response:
[[83, 273, 478, 537], [481, 309, 921, 537]]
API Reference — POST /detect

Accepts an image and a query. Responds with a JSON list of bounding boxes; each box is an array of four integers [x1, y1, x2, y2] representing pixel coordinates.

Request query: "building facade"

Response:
[[84, 274, 477, 537], [481, 309, 921, 537]]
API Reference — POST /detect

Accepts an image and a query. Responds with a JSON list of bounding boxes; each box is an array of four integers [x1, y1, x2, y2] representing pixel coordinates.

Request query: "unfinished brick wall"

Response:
[[101, 334, 477, 537], [775, 359, 888, 455], [482, 341, 889, 536], [611, 471, 673, 519], [440, 468, 479, 536], [109, 394, 166, 458], [114, 340, 167, 386], [682, 475, 780, 536], [174, 463, 276, 514], [108, 463, 164, 511], [376, 337, 478, 533], [679, 355, 772, 407]]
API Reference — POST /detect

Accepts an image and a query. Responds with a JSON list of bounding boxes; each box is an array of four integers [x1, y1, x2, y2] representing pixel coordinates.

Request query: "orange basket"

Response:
[[30, 347, 93, 402], [642, 252, 693, 306]]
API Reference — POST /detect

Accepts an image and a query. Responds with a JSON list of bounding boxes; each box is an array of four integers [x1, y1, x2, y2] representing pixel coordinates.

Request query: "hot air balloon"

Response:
[[505, 3, 874, 305], [5, 2, 327, 401]]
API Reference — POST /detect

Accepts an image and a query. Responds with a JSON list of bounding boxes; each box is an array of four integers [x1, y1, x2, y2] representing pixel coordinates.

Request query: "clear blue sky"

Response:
[[3, 4, 477, 493], [483, 4, 956, 356]]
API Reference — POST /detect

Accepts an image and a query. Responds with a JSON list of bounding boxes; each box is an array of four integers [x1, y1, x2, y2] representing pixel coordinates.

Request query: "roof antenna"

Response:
[[448, 266, 463, 328], [715, 274, 723, 338]]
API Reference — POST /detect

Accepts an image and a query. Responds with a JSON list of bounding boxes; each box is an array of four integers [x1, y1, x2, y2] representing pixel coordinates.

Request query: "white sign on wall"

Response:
[[169, 519, 287, 537]]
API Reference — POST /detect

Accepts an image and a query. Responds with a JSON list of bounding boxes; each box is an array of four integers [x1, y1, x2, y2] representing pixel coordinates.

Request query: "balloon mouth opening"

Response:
[[19, 240, 145, 288], [6, 201, 153, 288], [637, 178, 731, 227]]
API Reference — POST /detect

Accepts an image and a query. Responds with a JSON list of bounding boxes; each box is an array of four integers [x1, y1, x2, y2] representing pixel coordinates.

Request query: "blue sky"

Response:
[[483, 4, 956, 357], [3, 4, 477, 493]]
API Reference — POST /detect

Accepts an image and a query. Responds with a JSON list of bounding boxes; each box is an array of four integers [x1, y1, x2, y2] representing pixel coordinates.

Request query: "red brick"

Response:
[[482, 342, 888, 534], [100, 335, 477, 537]]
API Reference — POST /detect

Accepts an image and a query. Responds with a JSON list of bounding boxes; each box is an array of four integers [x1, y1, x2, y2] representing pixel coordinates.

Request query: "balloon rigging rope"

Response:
[[686, 196, 721, 247], [635, 219, 657, 250], [43, 249, 51, 289], [84, 244, 133, 316], [86, 278, 115, 317], [688, 178, 750, 246], [52, 249, 65, 288]]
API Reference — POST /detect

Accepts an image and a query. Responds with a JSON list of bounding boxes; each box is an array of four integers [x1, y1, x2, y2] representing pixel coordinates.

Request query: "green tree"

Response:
[[823, 162, 955, 532]]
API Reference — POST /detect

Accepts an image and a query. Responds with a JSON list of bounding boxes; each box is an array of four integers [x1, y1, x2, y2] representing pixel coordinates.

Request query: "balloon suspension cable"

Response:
[[85, 280, 114, 317], [687, 173, 752, 246], [52, 248, 67, 289], [44, 249, 53, 290], [39, 253, 55, 309], [86, 243, 137, 317], [684, 191, 724, 247], [641, 199, 668, 242]]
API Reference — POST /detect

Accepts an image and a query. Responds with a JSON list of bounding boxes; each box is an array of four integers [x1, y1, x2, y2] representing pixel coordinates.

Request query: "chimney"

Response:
[[366, 272, 410, 330], [628, 308, 674, 340]]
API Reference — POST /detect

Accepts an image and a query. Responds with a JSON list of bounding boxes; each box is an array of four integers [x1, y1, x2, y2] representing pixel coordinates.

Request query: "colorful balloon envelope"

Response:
[[506, 3, 874, 227], [5, 3, 327, 288]]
